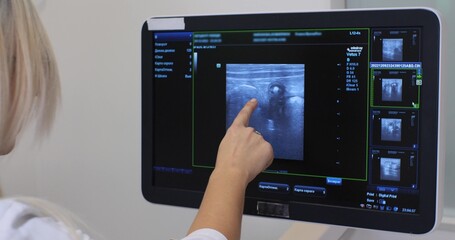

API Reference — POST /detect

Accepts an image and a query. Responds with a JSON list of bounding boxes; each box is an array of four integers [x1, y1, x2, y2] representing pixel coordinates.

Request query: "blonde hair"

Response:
[[0, 1, 94, 239], [0, 0, 60, 154]]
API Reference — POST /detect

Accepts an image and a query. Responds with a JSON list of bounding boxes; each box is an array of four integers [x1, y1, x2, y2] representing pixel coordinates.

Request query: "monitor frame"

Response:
[[142, 8, 444, 234]]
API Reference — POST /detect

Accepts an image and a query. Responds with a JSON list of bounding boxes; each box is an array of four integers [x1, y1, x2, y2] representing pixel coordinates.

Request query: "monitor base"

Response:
[[279, 216, 455, 240], [279, 222, 353, 240]]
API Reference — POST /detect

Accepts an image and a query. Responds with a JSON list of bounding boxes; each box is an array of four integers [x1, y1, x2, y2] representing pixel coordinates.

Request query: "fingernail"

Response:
[[250, 98, 257, 103]]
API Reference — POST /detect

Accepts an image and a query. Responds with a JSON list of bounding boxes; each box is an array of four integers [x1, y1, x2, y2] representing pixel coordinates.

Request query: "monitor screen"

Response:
[[142, 8, 443, 234]]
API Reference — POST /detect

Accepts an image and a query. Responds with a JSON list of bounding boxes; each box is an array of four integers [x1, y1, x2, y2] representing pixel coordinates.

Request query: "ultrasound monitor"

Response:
[[142, 8, 444, 234]]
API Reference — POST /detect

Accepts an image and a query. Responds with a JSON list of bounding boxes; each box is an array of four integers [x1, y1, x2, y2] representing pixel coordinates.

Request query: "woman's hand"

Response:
[[214, 98, 274, 184], [187, 99, 274, 240]]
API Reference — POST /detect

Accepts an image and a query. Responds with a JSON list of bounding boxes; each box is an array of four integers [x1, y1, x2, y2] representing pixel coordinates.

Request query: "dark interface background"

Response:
[[150, 27, 422, 214]]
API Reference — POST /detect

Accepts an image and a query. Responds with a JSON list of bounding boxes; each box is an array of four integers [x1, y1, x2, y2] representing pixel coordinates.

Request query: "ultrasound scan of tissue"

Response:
[[226, 64, 304, 160]]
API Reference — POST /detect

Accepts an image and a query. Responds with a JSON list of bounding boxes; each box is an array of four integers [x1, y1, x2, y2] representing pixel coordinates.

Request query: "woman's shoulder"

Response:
[[0, 198, 35, 223], [0, 198, 73, 240]]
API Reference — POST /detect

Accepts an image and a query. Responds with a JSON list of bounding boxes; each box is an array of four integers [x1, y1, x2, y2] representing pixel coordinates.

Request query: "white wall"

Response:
[[0, 1, 344, 240]]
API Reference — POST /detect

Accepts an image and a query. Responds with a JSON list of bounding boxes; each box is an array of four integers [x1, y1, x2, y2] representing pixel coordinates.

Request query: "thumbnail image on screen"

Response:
[[371, 110, 418, 148], [382, 38, 403, 61], [381, 118, 402, 142], [226, 64, 304, 160], [370, 149, 417, 188], [382, 78, 403, 102], [371, 29, 420, 62], [372, 69, 419, 108], [380, 157, 401, 181]]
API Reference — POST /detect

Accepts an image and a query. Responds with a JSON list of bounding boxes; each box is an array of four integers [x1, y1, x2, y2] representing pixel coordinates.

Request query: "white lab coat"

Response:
[[0, 199, 89, 240], [0, 199, 226, 240]]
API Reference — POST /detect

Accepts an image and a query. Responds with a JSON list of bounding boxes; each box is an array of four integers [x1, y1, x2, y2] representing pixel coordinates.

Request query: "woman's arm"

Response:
[[187, 99, 274, 240]]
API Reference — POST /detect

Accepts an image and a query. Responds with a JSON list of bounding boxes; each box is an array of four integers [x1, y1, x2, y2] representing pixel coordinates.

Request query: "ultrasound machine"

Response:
[[142, 8, 444, 237]]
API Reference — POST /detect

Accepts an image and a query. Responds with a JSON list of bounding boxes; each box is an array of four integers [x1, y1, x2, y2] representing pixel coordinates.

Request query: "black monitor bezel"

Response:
[[142, 8, 442, 234]]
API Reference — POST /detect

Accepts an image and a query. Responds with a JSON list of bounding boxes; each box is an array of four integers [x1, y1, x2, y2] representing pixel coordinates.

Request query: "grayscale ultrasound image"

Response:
[[226, 64, 304, 160], [381, 118, 402, 142], [383, 38, 403, 61], [380, 157, 401, 181], [382, 78, 403, 102]]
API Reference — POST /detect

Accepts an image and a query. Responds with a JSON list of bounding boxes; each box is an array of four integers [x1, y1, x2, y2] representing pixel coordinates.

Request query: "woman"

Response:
[[0, 0, 85, 239], [0, 1, 273, 239]]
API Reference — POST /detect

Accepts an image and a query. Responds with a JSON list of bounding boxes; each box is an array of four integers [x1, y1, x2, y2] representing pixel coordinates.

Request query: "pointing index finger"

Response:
[[232, 98, 258, 127]]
